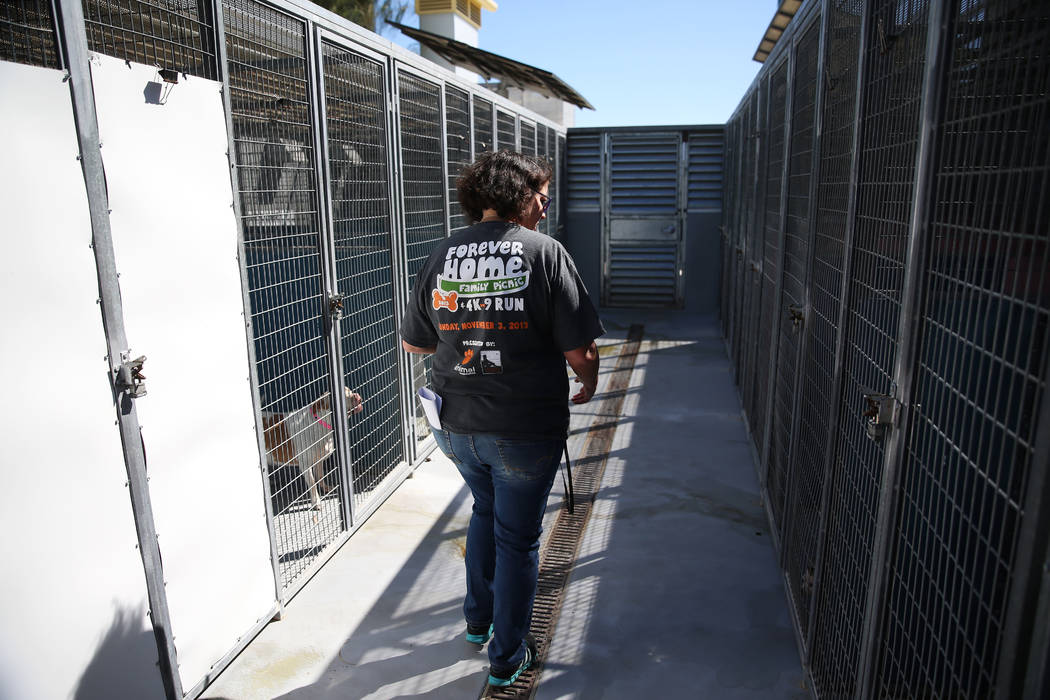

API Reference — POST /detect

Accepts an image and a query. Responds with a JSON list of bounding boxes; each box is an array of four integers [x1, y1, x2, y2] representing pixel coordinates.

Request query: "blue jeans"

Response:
[[433, 429, 561, 672]]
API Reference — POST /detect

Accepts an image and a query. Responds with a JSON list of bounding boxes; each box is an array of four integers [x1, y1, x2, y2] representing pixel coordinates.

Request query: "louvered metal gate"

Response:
[[564, 127, 724, 311], [603, 132, 685, 307]]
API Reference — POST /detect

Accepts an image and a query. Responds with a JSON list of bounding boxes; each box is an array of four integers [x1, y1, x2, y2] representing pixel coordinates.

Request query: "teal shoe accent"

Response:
[[466, 623, 493, 645], [487, 639, 535, 687]]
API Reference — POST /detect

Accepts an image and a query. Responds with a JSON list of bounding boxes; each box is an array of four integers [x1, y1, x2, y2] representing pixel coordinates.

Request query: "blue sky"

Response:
[[381, 1, 775, 127]]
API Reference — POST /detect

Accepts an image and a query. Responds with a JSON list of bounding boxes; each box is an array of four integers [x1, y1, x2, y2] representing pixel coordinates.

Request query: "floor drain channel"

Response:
[[482, 324, 644, 699]]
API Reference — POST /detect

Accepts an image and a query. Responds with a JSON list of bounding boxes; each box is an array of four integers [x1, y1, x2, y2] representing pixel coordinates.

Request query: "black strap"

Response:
[[561, 442, 574, 514]]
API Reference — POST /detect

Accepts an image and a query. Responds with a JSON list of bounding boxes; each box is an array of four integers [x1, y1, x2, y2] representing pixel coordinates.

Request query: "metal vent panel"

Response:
[[609, 134, 679, 214], [605, 242, 677, 307], [566, 132, 601, 210], [687, 131, 724, 211], [552, 133, 565, 238]]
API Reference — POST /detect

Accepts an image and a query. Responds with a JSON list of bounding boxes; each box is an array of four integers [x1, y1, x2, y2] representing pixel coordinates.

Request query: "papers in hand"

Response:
[[417, 387, 442, 430]]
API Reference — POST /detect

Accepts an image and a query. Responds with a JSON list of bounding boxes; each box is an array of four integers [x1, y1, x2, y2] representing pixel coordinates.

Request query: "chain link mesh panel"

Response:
[[811, 1, 931, 695], [730, 100, 753, 388], [0, 0, 59, 68], [496, 108, 515, 150], [323, 44, 405, 513], [720, 119, 738, 342], [83, 0, 217, 79], [520, 119, 536, 156], [758, 63, 789, 485], [723, 3, 1050, 693], [223, 0, 340, 592], [775, 13, 821, 590], [745, 86, 770, 429], [445, 84, 471, 234], [875, 2, 1050, 696], [787, 0, 865, 648], [472, 95, 493, 155], [398, 70, 446, 448]]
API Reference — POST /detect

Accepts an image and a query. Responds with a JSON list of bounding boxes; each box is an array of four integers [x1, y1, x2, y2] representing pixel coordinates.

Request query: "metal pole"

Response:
[[438, 79, 451, 239], [804, 0, 873, 662], [387, 57, 417, 466], [855, 0, 952, 695], [211, 0, 286, 614], [53, 1, 182, 697]]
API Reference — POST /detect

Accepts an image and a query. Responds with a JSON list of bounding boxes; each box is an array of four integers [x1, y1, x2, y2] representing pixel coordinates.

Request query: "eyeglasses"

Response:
[[531, 187, 553, 213]]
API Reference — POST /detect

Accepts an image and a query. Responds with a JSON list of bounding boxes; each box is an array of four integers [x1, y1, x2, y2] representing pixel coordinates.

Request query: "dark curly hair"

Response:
[[456, 150, 553, 224]]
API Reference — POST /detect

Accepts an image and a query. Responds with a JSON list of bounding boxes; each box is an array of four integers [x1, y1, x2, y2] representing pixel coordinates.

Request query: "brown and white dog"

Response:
[[262, 387, 364, 510]]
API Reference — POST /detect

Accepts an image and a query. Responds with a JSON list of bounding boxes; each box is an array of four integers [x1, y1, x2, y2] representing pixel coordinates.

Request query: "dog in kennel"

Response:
[[261, 387, 364, 510]]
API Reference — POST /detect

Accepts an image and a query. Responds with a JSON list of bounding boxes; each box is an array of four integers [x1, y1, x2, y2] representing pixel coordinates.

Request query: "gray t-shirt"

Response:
[[400, 221, 605, 439]]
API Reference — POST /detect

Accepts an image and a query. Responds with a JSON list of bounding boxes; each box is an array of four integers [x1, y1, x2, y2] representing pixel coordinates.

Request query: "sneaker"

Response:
[[487, 636, 537, 687], [466, 622, 493, 645]]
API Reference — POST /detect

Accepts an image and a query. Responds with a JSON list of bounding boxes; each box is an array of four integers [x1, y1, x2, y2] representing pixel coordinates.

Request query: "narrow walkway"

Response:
[[203, 311, 808, 699]]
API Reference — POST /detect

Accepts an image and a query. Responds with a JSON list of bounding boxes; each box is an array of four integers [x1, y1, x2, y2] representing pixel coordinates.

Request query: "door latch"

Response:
[[328, 293, 345, 322], [115, 354, 147, 398], [863, 392, 895, 442]]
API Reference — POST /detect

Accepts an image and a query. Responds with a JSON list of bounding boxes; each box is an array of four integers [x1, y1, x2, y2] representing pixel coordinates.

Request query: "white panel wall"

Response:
[[89, 53, 278, 693], [0, 61, 166, 700]]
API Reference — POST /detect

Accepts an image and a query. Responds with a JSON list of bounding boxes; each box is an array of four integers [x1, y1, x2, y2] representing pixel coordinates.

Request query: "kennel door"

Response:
[[0, 59, 167, 700], [89, 53, 278, 694]]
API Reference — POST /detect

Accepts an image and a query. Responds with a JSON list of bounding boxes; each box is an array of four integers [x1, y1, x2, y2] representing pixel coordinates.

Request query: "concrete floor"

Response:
[[202, 311, 809, 700]]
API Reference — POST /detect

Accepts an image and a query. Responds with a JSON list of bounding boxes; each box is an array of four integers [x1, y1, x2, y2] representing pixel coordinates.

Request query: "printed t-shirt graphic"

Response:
[[399, 222, 605, 439], [433, 238, 529, 313]]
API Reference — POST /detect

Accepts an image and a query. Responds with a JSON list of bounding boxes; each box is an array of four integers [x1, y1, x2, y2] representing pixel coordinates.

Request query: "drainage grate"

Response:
[[482, 324, 645, 699]]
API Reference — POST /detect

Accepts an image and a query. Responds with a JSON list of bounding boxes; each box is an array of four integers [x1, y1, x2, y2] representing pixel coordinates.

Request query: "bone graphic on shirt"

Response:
[[433, 289, 458, 311]]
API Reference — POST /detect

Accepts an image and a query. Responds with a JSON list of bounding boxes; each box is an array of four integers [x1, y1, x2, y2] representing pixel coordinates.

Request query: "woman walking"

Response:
[[400, 150, 603, 688]]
